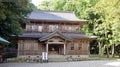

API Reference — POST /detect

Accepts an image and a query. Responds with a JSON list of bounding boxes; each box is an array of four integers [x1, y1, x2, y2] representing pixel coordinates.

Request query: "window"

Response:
[[64, 25, 68, 31], [64, 25, 74, 32], [75, 26, 79, 32], [30, 25, 35, 31], [31, 43, 38, 50], [23, 40, 38, 51], [49, 25, 58, 32], [24, 43, 30, 50], [26, 25, 30, 31], [71, 44, 74, 50], [78, 44, 82, 50], [71, 26, 74, 32], [38, 26, 43, 32], [68, 26, 72, 32]]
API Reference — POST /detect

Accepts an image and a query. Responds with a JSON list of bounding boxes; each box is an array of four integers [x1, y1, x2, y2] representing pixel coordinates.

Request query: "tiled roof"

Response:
[[27, 10, 88, 22], [16, 32, 97, 40]]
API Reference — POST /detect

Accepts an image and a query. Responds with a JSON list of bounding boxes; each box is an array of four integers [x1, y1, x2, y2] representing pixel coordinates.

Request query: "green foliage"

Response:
[[0, 0, 32, 48], [0, 1, 31, 37], [115, 50, 120, 57]]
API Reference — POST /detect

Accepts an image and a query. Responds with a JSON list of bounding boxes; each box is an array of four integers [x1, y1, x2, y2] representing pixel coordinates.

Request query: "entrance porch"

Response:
[[46, 42, 66, 55], [48, 44, 63, 55], [39, 30, 70, 55]]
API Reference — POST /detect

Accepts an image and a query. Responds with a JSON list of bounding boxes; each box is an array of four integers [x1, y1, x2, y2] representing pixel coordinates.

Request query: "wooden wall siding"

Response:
[[37, 43, 42, 55], [66, 40, 89, 55], [66, 42, 81, 55], [18, 40, 40, 55], [81, 41, 89, 55], [18, 38, 90, 55], [25, 23, 84, 33]]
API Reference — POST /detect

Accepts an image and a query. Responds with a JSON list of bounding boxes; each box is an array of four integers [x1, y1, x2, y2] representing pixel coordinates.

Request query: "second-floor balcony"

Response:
[[24, 24, 84, 34]]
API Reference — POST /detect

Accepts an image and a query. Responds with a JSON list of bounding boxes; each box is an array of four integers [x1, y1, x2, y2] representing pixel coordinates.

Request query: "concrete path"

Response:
[[0, 60, 120, 67]]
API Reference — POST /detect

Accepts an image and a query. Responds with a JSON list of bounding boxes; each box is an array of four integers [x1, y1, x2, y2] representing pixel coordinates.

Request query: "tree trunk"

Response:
[[106, 45, 109, 58], [111, 44, 115, 57], [99, 42, 102, 56], [100, 43, 105, 56]]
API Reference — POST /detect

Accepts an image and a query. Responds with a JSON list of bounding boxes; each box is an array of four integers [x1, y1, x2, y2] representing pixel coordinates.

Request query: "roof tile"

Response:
[[27, 10, 88, 22]]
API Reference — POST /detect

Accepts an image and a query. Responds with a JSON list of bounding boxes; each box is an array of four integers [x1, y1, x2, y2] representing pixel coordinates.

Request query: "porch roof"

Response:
[[39, 30, 72, 41]]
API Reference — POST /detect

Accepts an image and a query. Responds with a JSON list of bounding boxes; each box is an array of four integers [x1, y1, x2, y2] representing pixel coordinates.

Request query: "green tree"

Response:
[[94, 0, 120, 57], [0, 0, 32, 47]]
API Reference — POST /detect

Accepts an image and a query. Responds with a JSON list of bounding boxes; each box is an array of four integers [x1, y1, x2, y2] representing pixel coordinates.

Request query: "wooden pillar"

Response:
[[17, 42, 20, 56], [87, 41, 90, 55], [46, 43, 48, 54], [64, 44, 66, 55], [59, 47, 60, 54]]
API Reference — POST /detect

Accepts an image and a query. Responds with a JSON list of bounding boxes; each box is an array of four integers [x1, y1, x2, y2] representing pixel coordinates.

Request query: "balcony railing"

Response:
[[24, 29, 85, 34]]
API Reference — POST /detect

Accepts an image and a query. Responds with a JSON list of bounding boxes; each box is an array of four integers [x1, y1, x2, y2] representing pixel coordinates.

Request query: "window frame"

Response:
[[38, 25, 43, 32], [71, 43, 74, 50], [78, 43, 82, 50]]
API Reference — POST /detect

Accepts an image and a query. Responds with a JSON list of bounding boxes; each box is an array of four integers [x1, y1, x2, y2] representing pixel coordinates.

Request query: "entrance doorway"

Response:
[[48, 44, 62, 55]]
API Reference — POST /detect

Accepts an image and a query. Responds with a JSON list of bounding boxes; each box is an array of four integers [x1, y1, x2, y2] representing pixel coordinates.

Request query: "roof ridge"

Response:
[[34, 10, 74, 13]]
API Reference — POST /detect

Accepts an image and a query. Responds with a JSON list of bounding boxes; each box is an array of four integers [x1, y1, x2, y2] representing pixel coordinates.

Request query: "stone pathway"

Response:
[[0, 60, 120, 67]]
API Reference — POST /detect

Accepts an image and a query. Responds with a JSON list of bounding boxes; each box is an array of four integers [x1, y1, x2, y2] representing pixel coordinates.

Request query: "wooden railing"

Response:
[[24, 30, 85, 34], [24, 24, 85, 34]]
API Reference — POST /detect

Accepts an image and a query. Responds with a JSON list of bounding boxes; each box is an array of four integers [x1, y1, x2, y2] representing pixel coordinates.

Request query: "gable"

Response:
[[39, 30, 71, 41], [48, 36, 65, 42]]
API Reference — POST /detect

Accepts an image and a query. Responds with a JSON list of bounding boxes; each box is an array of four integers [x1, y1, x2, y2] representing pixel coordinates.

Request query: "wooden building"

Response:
[[0, 37, 9, 62], [16, 10, 97, 58]]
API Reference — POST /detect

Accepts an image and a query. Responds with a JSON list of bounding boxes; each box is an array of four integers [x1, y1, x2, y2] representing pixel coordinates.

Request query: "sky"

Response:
[[32, 0, 44, 6]]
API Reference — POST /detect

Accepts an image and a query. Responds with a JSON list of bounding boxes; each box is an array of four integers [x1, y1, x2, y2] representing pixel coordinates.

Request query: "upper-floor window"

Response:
[[38, 26, 43, 32], [64, 25, 79, 32], [31, 25, 35, 31], [64, 25, 70, 32], [68, 26, 72, 32], [74, 26, 79, 32], [26, 24, 80, 33], [49, 25, 58, 32], [26, 24, 34, 32]]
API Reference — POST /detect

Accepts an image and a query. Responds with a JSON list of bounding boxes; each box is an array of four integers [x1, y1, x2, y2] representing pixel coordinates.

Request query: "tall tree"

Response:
[[0, 0, 31, 37], [0, 0, 32, 47], [94, 0, 120, 57]]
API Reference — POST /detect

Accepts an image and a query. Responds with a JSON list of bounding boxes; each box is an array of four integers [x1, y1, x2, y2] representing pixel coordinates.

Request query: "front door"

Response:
[[48, 44, 61, 55]]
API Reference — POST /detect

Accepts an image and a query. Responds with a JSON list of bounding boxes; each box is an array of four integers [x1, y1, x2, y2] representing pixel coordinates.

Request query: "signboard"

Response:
[[42, 52, 48, 61]]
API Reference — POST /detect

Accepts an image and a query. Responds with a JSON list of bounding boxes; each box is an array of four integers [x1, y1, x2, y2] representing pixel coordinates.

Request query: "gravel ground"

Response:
[[0, 60, 120, 67]]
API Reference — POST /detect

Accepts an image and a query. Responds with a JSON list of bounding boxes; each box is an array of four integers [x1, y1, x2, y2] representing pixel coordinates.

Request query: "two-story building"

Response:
[[15, 10, 96, 58]]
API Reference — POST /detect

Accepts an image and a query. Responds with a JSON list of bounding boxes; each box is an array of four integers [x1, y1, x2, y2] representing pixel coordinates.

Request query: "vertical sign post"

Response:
[[42, 52, 48, 62]]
